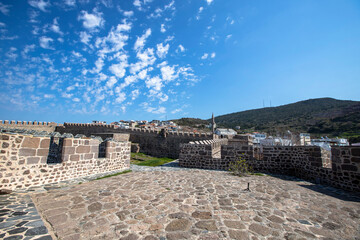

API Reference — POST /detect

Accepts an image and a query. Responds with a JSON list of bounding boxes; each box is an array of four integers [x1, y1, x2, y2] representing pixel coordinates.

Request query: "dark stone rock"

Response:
[[8, 227, 28, 234], [4, 236, 23, 240], [166, 232, 191, 240], [0, 189, 12, 195], [15, 221, 28, 227], [297, 219, 312, 225], [12, 211, 27, 216], [25, 226, 48, 236]]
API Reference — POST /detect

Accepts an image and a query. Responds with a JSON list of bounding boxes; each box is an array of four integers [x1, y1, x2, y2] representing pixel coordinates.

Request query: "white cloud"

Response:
[[5, 47, 18, 61], [62, 92, 73, 98], [131, 89, 140, 100], [199, 7, 204, 13], [64, 0, 76, 7], [44, 94, 55, 99], [133, 0, 153, 11], [177, 44, 185, 53], [206, 0, 213, 5], [39, 36, 54, 50], [109, 62, 127, 78], [138, 69, 148, 79], [50, 18, 63, 35], [211, 52, 216, 58], [80, 31, 91, 45], [115, 92, 126, 103], [0, 3, 11, 15], [106, 76, 117, 88], [201, 53, 208, 59], [156, 43, 169, 58], [123, 11, 134, 17], [146, 76, 162, 91], [93, 58, 104, 73], [225, 34, 232, 40], [160, 24, 166, 33], [142, 103, 166, 114], [171, 108, 182, 114], [72, 51, 82, 58], [78, 10, 104, 30], [130, 48, 156, 74], [73, 98, 80, 102], [134, 28, 151, 52], [28, 0, 50, 12], [161, 65, 177, 82]]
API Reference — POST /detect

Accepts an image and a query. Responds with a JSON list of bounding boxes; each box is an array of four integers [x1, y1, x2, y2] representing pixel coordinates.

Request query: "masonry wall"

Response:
[[179, 143, 360, 192], [56, 123, 213, 158], [0, 120, 59, 132], [0, 133, 130, 191]]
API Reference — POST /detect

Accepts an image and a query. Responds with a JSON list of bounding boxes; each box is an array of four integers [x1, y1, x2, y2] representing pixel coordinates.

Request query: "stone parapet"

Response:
[[0, 133, 130, 191], [179, 142, 360, 193]]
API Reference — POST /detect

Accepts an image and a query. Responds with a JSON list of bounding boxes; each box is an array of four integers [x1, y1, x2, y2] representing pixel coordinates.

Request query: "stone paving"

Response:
[[30, 167, 360, 240], [0, 193, 52, 240]]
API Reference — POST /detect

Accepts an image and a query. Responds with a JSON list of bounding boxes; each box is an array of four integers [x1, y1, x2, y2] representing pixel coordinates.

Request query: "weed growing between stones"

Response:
[[229, 155, 253, 177]]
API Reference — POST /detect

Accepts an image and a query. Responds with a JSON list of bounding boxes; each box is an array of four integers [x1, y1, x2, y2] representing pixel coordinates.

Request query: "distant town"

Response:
[[90, 119, 353, 148]]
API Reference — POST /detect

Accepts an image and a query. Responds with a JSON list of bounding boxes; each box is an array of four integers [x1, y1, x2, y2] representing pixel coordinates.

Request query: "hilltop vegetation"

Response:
[[173, 98, 360, 142]]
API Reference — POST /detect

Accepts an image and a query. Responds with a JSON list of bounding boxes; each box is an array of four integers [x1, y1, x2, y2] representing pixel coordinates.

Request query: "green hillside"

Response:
[[213, 98, 360, 139]]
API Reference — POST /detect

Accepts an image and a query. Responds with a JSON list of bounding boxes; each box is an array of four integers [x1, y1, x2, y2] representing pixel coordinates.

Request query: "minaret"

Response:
[[212, 113, 216, 133]]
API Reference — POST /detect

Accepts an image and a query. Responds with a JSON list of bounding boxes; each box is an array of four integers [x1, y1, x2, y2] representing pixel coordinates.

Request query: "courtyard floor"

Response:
[[1, 165, 360, 239]]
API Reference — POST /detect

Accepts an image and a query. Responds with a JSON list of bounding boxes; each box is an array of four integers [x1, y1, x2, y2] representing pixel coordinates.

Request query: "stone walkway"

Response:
[[31, 168, 360, 240], [0, 193, 52, 240]]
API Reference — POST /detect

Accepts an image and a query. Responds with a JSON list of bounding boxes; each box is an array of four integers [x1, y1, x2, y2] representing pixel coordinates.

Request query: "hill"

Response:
[[213, 98, 360, 140], [171, 118, 210, 128]]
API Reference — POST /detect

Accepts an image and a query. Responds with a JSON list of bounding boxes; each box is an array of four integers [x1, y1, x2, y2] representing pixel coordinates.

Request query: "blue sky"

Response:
[[0, 0, 359, 123]]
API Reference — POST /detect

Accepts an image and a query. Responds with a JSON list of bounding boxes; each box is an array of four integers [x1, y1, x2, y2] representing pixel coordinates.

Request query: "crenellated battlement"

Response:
[[62, 122, 212, 138], [0, 120, 59, 126], [0, 132, 130, 191]]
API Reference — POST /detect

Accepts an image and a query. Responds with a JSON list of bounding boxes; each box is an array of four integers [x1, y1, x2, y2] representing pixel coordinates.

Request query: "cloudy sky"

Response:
[[0, 0, 359, 123]]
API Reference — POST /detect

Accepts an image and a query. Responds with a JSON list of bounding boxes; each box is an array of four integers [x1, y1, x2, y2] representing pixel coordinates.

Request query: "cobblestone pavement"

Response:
[[0, 193, 52, 240], [31, 168, 360, 240]]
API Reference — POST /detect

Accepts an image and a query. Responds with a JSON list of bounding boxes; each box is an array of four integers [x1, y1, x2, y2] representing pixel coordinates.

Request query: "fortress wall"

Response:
[[0, 120, 59, 132], [179, 143, 360, 192], [56, 123, 213, 158], [0, 133, 130, 191]]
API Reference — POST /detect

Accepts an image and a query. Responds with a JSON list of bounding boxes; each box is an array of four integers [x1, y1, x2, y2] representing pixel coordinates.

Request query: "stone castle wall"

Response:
[[0, 120, 60, 132], [179, 142, 360, 192], [0, 133, 130, 191], [56, 123, 213, 158]]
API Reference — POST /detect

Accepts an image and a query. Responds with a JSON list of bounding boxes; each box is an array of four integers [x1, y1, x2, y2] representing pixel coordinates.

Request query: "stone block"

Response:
[[70, 155, 80, 161], [63, 139, 73, 146], [63, 146, 75, 155], [40, 139, 50, 148], [76, 146, 90, 153], [19, 148, 36, 156], [351, 148, 360, 157], [84, 153, 94, 159], [0, 135, 10, 140], [351, 157, 360, 163], [37, 148, 49, 156], [341, 164, 357, 172], [27, 157, 40, 164], [22, 137, 40, 148]]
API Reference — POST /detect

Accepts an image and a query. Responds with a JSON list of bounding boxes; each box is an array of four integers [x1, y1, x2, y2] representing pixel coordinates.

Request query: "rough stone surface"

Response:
[[28, 168, 360, 240]]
